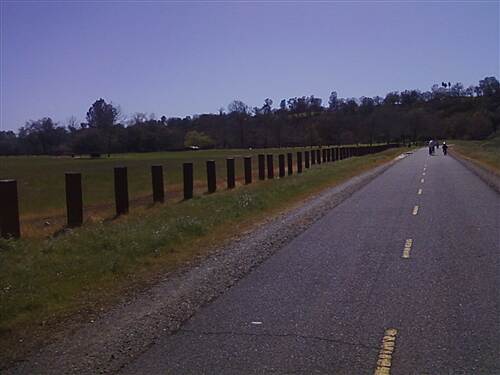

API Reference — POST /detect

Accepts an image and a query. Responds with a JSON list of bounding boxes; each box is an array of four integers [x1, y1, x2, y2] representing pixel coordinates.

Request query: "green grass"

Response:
[[0, 147, 405, 360], [0, 147, 323, 221], [451, 134, 500, 173]]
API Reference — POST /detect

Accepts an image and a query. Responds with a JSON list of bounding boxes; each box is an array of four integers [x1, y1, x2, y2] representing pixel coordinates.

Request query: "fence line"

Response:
[[0, 144, 399, 239]]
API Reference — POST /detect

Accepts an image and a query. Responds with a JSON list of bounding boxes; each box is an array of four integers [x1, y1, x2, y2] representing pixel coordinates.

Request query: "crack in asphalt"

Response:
[[179, 328, 380, 351]]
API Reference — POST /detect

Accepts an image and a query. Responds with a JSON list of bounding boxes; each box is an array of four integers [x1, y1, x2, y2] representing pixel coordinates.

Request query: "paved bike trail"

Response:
[[120, 148, 499, 375]]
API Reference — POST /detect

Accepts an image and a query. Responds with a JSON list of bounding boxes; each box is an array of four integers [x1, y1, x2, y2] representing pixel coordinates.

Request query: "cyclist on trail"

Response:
[[442, 141, 448, 155]]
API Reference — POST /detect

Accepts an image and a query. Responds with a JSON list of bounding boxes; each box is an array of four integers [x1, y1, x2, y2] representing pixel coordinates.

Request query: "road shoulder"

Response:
[[450, 149, 500, 193]]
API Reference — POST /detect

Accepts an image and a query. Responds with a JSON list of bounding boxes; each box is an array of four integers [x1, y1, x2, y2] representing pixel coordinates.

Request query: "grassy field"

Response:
[[0, 147, 406, 362], [451, 134, 500, 173], [0, 147, 317, 236], [0, 148, 320, 219]]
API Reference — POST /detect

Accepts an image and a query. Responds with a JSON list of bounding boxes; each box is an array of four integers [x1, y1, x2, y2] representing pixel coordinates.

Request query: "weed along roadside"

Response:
[[0, 145, 403, 366]]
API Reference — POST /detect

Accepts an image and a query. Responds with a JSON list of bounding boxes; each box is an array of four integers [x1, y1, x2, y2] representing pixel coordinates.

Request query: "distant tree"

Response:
[[228, 100, 249, 115], [184, 130, 215, 149], [279, 99, 287, 111], [450, 83, 464, 97], [0, 131, 19, 155], [478, 76, 500, 97], [261, 98, 273, 114], [307, 95, 323, 113], [360, 97, 375, 113], [328, 91, 338, 110], [384, 92, 400, 106], [86, 99, 119, 128], [400, 90, 421, 106], [228, 100, 250, 147], [86, 98, 120, 154], [18, 117, 68, 154]]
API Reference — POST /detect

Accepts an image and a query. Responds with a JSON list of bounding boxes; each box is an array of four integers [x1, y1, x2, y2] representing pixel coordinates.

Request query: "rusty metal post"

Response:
[[244, 156, 252, 184], [287, 153, 293, 175], [0, 180, 21, 238], [151, 165, 165, 203], [297, 151, 303, 173], [206, 160, 216, 193], [183, 162, 193, 200], [65, 172, 83, 227], [278, 154, 285, 178], [226, 158, 235, 189], [267, 154, 274, 179], [305, 150, 310, 168], [114, 167, 129, 215], [258, 154, 265, 180]]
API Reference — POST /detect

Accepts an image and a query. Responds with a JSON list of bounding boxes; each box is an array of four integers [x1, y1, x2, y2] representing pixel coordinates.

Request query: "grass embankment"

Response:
[[451, 135, 500, 174], [0, 147, 405, 362]]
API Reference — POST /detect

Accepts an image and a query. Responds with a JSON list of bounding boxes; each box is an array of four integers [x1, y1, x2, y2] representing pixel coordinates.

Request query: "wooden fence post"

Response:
[[183, 162, 193, 199], [65, 172, 83, 227], [114, 167, 129, 215], [244, 156, 252, 184], [206, 160, 216, 193], [279, 154, 285, 178], [267, 154, 274, 179], [258, 154, 266, 180], [287, 153, 293, 175], [226, 158, 235, 189], [151, 165, 165, 203], [297, 151, 303, 173], [0, 180, 21, 238]]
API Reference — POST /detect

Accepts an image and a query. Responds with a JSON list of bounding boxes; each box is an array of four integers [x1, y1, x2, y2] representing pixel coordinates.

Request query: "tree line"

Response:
[[1, 76, 499, 155]]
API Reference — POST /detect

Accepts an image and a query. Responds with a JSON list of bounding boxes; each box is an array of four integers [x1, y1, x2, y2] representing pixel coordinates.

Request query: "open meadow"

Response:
[[1, 147, 319, 235]]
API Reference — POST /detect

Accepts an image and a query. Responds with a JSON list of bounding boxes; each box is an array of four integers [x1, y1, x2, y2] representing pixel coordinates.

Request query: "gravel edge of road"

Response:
[[449, 150, 500, 194], [4, 154, 408, 375]]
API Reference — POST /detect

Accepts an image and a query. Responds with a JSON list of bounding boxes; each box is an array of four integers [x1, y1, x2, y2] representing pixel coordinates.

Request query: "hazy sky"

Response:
[[1, 1, 499, 131]]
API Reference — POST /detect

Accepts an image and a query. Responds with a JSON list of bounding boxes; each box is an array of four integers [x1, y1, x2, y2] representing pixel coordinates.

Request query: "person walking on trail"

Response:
[[428, 140, 434, 155], [442, 141, 448, 155]]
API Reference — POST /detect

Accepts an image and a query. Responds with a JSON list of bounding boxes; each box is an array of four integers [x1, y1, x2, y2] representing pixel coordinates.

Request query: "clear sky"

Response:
[[1, 1, 499, 131]]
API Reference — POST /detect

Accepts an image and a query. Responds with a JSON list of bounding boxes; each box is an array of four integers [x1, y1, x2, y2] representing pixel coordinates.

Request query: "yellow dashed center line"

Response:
[[417, 188, 422, 195], [374, 328, 398, 375], [402, 239, 413, 258], [412, 205, 419, 215]]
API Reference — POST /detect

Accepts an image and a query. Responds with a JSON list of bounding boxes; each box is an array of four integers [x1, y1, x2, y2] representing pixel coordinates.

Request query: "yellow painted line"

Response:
[[412, 205, 419, 215], [420, 178, 424, 183], [417, 188, 422, 195], [402, 238, 413, 258], [373, 328, 398, 375]]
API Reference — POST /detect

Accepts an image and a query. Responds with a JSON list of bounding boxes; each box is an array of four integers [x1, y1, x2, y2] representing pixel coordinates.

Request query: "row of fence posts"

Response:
[[0, 144, 398, 239]]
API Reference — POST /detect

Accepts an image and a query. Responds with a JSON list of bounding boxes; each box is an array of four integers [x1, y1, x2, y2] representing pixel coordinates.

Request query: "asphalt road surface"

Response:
[[120, 148, 499, 375]]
